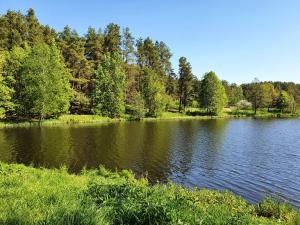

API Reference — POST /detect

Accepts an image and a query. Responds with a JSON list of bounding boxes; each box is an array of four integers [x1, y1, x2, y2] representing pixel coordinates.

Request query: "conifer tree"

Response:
[[104, 23, 121, 54], [178, 57, 193, 112], [58, 26, 92, 113], [85, 27, 104, 69], [122, 27, 135, 64]]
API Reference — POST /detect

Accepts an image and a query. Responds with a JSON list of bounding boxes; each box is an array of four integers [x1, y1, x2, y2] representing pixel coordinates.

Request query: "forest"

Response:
[[0, 8, 299, 121]]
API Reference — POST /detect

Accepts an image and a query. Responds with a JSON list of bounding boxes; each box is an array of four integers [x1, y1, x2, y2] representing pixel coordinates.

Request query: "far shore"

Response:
[[0, 110, 298, 128]]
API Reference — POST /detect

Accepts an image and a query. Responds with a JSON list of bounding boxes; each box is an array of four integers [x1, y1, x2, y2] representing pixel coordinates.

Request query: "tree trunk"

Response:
[[178, 96, 182, 113]]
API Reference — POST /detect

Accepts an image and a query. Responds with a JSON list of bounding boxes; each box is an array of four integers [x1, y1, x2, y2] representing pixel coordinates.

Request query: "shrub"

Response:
[[236, 100, 252, 110]]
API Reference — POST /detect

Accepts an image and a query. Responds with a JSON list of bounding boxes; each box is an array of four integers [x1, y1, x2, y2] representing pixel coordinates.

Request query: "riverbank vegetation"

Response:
[[0, 8, 299, 123], [0, 162, 299, 225]]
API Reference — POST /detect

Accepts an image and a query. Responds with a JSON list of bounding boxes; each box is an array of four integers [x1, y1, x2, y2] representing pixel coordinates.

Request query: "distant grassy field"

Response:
[[0, 163, 299, 225]]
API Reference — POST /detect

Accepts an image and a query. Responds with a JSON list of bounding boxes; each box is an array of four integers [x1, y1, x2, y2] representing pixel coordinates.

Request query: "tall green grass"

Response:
[[0, 163, 299, 225]]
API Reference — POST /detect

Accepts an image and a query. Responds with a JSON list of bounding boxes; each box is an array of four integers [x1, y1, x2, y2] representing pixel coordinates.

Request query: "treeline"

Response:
[[0, 9, 299, 120]]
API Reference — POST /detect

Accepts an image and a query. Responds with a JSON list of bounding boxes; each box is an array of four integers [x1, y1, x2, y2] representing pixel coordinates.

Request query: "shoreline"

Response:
[[0, 162, 298, 224], [0, 112, 299, 128]]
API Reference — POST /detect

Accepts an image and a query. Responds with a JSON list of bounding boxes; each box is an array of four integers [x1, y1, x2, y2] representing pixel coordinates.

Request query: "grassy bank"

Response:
[[0, 109, 299, 128], [0, 115, 124, 128], [0, 163, 299, 225]]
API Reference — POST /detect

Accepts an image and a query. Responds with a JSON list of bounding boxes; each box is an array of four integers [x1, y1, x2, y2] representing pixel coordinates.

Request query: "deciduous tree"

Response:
[[17, 43, 72, 119], [0, 52, 14, 118], [199, 71, 227, 115], [141, 67, 165, 117], [91, 53, 125, 118]]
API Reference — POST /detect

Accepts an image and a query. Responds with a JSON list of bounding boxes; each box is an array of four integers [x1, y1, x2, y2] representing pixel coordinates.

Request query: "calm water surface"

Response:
[[0, 118, 300, 207]]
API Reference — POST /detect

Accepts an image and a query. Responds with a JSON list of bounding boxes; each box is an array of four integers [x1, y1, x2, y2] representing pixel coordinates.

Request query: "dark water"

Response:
[[0, 118, 300, 207]]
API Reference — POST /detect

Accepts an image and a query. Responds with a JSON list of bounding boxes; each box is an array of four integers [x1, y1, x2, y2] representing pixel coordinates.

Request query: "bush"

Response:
[[236, 100, 252, 110], [255, 198, 298, 223]]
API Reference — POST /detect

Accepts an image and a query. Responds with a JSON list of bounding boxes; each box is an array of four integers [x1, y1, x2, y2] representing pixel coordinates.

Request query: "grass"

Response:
[[0, 115, 124, 128], [0, 108, 299, 128], [0, 163, 299, 225], [226, 108, 300, 118]]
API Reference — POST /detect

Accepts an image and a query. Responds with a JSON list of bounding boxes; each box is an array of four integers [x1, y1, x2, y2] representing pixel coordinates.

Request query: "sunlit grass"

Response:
[[0, 163, 299, 225], [0, 108, 298, 129]]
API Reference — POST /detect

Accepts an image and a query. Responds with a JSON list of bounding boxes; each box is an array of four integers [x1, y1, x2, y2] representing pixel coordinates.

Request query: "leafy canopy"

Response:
[[199, 71, 228, 115]]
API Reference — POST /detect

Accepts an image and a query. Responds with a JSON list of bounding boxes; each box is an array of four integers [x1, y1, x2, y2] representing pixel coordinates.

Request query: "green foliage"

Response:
[[124, 64, 140, 105], [0, 52, 14, 118], [104, 23, 121, 54], [85, 27, 104, 69], [127, 91, 145, 120], [0, 8, 299, 121], [243, 80, 277, 114], [261, 83, 277, 109], [57, 26, 92, 114], [0, 9, 50, 50], [17, 43, 72, 119], [236, 100, 252, 110], [155, 41, 172, 76], [0, 163, 299, 225], [136, 37, 162, 75], [178, 57, 193, 111], [166, 70, 177, 97], [121, 27, 135, 63], [199, 71, 228, 115], [276, 91, 296, 113], [25, 8, 44, 46], [91, 53, 125, 118], [230, 86, 244, 105], [222, 81, 244, 106], [141, 67, 165, 117], [0, 10, 28, 50], [255, 198, 298, 223]]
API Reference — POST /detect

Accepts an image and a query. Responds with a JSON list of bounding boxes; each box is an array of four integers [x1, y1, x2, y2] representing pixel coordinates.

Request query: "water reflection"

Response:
[[0, 119, 299, 207]]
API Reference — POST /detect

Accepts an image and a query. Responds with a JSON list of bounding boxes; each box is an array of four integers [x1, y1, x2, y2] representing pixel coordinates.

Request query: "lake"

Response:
[[0, 118, 299, 207]]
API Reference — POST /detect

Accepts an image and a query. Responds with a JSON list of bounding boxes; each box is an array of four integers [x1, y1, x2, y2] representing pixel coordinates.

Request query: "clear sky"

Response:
[[1, 0, 300, 83]]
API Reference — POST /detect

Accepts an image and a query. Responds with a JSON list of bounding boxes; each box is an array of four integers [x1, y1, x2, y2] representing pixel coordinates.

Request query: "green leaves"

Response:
[[0, 51, 15, 118], [178, 57, 193, 112], [57, 26, 92, 114], [141, 67, 165, 117], [17, 43, 72, 119], [276, 91, 296, 113], [91, 53, 125, 118], [199, 71, 228, 115]]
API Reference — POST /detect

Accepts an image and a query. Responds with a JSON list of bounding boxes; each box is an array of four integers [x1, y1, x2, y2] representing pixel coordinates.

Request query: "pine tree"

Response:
[[104, 23, 121, 54], [25, 8, 44, 46], [0, 10, 27, 50], [85, 27, 104, 69], [155, 41, 172, 76], [42, 25, 57, 45], [122, 27, 135, 64], [136, 37, 162, 75], [57, 26, 92, 113], [178, 57, 193, 112]]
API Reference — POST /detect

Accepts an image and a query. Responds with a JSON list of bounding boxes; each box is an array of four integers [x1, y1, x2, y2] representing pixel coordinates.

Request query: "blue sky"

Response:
[[1, 0, 300, 83]]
